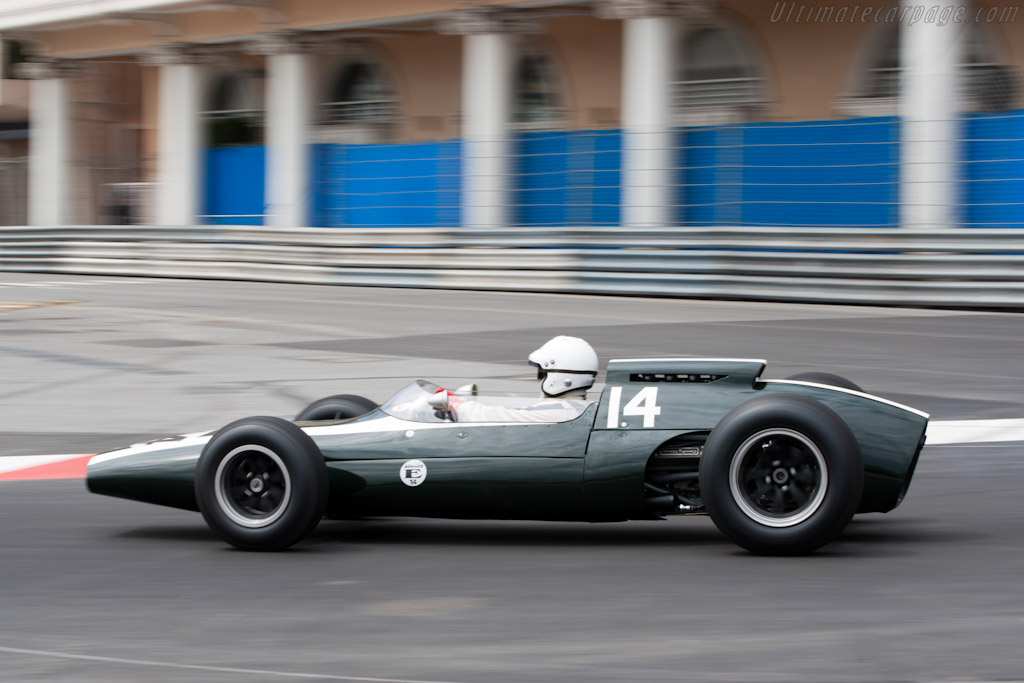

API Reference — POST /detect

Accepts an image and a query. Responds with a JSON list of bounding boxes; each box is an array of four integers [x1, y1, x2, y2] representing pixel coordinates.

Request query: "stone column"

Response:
[[899, 1, 967, 229], [251, 32, 318, 228], [144, 45, 207, 226], [21, 60, 79, 226], [442, 9, 523, 229], [600, 1, 678, 228]]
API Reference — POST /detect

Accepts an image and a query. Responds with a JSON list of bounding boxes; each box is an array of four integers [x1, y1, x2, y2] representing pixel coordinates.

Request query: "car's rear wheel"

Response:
[[699, 395, 863, 555], [195, 416, 328, 551], [295, 394, 377, 422], [785, 372, 863, 393]]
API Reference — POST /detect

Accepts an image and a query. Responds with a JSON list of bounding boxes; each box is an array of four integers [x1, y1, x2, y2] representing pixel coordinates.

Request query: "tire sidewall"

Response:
[[196, 416, 328, 551], [700, 395, 863, 555]]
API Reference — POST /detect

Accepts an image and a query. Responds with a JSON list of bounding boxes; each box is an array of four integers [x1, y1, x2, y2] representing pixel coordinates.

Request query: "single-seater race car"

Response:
[[87, 358, 928, 555]]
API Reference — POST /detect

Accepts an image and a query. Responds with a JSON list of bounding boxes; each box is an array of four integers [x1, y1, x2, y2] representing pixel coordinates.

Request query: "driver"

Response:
[[441, 336, 598, 423]]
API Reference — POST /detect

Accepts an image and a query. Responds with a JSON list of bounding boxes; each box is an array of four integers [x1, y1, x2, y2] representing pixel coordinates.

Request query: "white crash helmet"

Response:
[[528, 336, 599, 397]]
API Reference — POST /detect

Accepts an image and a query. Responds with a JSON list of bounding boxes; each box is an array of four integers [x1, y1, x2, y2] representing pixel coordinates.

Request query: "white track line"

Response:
[[0, 454, 89, 475], [926, 419, 1024, 445], [0, 645, 469, 683]]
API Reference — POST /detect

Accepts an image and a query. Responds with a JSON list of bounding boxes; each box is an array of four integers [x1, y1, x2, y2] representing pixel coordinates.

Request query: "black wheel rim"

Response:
[[214, 445, 292, 528], [728, 428, 828, 528]]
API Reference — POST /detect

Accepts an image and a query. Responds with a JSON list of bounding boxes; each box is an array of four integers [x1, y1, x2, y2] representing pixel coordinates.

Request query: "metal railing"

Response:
[[864, 63, 1021, 111], [2, 224, 1023, 308], [320, 99, 399, 126], [672, 76, 766, 110]]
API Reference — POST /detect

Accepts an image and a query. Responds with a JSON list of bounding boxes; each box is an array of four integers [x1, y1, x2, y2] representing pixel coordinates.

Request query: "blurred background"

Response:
[[1, 0, 1022, 306]]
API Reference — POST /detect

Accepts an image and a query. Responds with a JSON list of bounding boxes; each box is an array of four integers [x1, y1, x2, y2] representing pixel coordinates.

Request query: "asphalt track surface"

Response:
[[1, 273, 1023, 682]]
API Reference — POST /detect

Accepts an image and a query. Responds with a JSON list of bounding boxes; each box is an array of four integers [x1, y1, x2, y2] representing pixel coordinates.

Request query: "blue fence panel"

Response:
[[516, 131, 570, 226], [590, 131, 622, 226], [514, 130, 621, 227], [313, 140, 461, 228], [680, 117, 899, 228], [679, 128, 719, 225], [312, 144, 342, 228], [203, 146, 265, 226], [964, 111, 1024, 229]]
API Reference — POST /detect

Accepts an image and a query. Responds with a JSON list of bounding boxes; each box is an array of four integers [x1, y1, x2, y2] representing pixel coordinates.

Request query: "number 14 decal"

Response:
[[606, 386, 662, 428]]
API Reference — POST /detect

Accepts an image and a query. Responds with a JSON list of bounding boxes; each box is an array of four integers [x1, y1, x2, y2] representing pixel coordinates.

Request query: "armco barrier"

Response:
[[2, 225, 1024, 308]]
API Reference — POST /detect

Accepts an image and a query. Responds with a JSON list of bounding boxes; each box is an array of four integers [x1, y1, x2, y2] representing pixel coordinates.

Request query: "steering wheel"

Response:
[[431, 405, 457, 422]]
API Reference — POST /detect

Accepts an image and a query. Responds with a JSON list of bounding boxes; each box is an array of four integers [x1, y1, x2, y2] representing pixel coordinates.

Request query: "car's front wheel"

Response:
[[195, 416, 328, 551], [699, 395, 863, 555]]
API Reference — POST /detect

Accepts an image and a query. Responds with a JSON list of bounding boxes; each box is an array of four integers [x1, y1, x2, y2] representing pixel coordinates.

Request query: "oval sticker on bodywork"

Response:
[[400, 460, 427, 487]]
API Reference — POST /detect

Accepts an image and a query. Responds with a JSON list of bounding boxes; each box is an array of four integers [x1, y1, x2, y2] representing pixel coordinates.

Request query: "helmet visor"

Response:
[[529, 360, 546, 382]]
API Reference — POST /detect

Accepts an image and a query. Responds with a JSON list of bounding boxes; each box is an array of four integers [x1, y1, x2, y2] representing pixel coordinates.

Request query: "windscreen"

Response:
[[379, 380, 448, 423]]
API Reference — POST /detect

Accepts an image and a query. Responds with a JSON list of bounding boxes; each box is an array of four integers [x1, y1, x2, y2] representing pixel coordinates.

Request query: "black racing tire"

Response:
[[195, 416, 328, 551], [295, 394, 377, 422], [785, 372, 863, 393], [699, 395, 863, 556]]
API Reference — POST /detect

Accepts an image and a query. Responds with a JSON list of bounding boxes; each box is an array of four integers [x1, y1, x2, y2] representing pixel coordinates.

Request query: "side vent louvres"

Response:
[[629, 373, 727, 383]]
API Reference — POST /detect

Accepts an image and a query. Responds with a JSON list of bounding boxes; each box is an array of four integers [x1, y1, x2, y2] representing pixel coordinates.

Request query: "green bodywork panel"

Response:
[[87, 442, 202, 512], [325, 458, 584, 520], [87, 361, 927, 520], [317, 406, 595, 519], [584, 429, 702, 520]]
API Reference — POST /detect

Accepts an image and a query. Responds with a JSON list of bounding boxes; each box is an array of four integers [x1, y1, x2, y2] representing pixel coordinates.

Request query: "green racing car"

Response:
[[87, 358, 928, 556]]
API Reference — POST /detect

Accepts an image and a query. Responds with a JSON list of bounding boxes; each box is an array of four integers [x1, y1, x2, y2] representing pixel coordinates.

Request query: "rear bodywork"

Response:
[[88, 359, 928, 521]]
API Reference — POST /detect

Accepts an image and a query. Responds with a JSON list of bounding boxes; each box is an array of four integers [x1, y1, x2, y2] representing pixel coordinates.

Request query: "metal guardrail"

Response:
[[2, 225, 1023, 308]]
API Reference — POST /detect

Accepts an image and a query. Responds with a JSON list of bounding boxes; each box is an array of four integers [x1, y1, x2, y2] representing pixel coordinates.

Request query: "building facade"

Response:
[[1, 0, 1022, 229]]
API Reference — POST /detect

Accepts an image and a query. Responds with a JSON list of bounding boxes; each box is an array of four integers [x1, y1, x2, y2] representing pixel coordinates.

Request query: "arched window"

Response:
[[513, 52, 562, 128], [675, 25, 766, 123], [845, 23, 1018, 114], [860, 24, 900, 100], [2, 39, 28, 79], [203, 71, 263, 147], [323, 61, 397, 125]]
